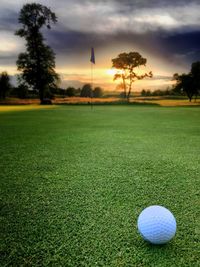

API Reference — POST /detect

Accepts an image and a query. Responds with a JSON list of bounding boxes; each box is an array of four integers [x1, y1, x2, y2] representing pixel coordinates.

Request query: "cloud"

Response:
[[150, 75, 172, 81], [0, 10, 18, 32], [0, 31, 24, 53], [52, 1, 200, 34], [61, 79, 84, 88], [0, 0, 199, 89], [1, 0, 200, 35]]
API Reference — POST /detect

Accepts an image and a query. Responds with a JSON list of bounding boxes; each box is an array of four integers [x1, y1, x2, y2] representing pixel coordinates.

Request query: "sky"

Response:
[[0, 0, 200, 91]]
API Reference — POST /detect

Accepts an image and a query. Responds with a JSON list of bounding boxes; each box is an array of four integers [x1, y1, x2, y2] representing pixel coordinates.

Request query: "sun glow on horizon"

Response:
[[106, 68, 118, 76]]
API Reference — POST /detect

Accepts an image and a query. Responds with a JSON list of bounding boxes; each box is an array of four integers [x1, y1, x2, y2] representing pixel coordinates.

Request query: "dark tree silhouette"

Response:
[[80, 84, 93, 97], [15, 3, 60, 104], [173, 73, 194, 101], [93, 87, 103, 98], [191, 61, 200, 99], [112, 52, 152, 101], [66, 87, 76, 97], [173, 61, 200, 101], [0, 72, 12, 99], [12, 84, 28, 99]]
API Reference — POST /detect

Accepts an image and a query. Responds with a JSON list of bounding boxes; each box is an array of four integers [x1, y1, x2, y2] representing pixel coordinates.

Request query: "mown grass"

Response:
[[0, 105, 199, 266]]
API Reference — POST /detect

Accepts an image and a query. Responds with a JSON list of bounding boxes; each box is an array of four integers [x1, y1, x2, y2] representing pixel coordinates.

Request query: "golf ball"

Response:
[[137, 205, 176, 245]]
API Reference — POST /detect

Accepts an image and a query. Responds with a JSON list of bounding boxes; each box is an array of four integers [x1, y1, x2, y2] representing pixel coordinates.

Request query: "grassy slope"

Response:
[[0, 105, 199, 266]]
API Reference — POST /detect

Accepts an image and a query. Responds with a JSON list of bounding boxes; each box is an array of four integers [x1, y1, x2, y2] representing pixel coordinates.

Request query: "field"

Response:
[[0, 105, 200, 266]]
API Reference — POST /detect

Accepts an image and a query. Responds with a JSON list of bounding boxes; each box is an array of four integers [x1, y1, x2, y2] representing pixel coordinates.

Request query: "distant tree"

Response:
[[80, 84, 92, 97], [116, 83, 125, 98], [112, 52, 152, 101], [15, 3, 60, 104], [10, 75, 29, 99], [141, 89, 146, 96], [146, 90, 151, 96], [13, 84, 29, 99], [93, 87, 103, 98], [141, 87, 183, 97], [119, 92, 126, 98], [141, 89, 152, 96], [75, 88, 81, 96], [65, 87, 76, 97], [50, 87, 66, 97], [0, 72, 12, 99]]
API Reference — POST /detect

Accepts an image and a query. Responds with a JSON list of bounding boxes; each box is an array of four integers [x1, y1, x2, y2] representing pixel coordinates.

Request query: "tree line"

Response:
[[0, 76, 104, 99], [50, 84, 103, 98], [0, 3, 199, 103]]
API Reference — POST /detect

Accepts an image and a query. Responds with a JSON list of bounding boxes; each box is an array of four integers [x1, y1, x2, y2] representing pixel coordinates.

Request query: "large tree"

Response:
[[173, 61, 200, 101], [173, 73, 194, 101], [0, 72, 12, 99], [112, 52, 152, 101], [191, 61, 200, 98], [15, 3, 60, 104]]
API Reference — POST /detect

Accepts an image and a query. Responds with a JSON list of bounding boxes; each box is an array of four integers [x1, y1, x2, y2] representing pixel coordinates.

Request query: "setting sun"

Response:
[[106, 69, 117, 76]]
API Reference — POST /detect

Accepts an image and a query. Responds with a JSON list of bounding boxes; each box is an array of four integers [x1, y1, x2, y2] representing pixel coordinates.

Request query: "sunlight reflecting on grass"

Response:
[[0, 105, 57, 113]]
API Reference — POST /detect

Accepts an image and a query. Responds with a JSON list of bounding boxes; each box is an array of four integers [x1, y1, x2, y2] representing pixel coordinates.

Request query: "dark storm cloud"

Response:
[[162, 32, 200, 54], [42, 0, 200, 67], [161, 31, 200, 63], [0, 52, 20, 70], [45, 29, 115, 54], [0, 54, 18, 63], [46, 27, 200, 68], [111, 0, 200, 7], [0, 10, 18, 31], [1, 0, 200, 35]]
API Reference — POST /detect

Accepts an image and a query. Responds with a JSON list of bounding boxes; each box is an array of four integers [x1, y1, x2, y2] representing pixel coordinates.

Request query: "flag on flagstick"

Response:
[[90, 47, 95, 64], [90, 47, 95, 109]]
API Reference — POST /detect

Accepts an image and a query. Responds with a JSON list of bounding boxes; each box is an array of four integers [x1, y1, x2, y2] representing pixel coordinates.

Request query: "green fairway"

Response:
[[0, 105, 199, 266]]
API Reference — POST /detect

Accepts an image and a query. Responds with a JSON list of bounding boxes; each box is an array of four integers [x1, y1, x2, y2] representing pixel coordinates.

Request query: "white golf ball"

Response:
[[137, 205, 177, 245]]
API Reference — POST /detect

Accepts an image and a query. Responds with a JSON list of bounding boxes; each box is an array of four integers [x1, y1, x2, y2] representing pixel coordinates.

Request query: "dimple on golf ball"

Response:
[[137, 205, 177, 245]]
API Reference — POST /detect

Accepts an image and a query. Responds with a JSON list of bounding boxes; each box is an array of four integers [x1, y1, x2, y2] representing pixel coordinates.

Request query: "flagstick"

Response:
[[90, 47, 95, 110], [91, 60, 93, 110]]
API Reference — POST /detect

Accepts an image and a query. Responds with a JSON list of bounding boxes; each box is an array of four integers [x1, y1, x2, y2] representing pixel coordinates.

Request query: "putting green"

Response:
[[0, 105, 199, 266]]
